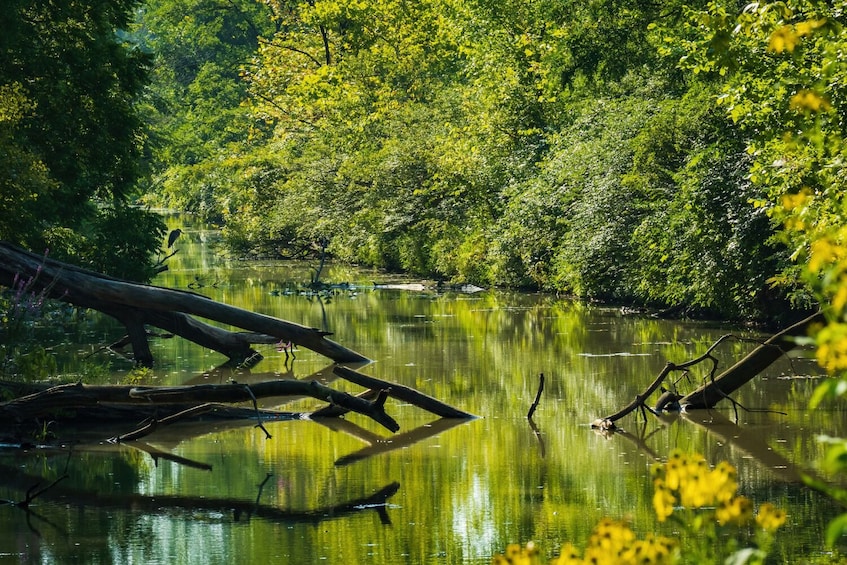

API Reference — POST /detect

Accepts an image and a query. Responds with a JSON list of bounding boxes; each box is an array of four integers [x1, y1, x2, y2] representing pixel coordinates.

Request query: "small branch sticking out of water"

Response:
[[527, 373, 545, 420]]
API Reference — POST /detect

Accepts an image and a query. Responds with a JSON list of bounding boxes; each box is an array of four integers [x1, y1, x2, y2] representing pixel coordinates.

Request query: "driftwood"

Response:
[[0, 241, 368, 366], [0, 362, 483, 443], [0, 379, 400, 437], [592, 311, 823, 431], [332, 366, 477, 418], [680, 311, 824, 408]]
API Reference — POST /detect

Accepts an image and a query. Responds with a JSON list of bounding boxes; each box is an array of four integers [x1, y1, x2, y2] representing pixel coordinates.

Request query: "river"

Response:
[[0, 218, 842, 563]]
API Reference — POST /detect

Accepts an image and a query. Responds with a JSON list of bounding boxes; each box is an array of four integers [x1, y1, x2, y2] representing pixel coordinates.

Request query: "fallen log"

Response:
[[680, 311, 824, 409], [0, 241, 368, 366], [592, 311, 823, 430], [333, 366, 477, 419], [0, 379, 400, 434]]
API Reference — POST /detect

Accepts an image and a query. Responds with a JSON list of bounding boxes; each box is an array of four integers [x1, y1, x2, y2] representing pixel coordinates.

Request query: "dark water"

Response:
[[0, 220, 841, 563]]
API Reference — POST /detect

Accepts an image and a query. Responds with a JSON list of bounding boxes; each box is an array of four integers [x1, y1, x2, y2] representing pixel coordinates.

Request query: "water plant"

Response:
[[0, 252, 73, 381]]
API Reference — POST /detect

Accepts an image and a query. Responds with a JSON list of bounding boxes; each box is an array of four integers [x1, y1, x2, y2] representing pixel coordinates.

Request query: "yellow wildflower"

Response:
[[789, 89, 832, 113], [493, 542, 540, 565], [705, 461, 739, 504], [653, 483, 676, 522], [678, 469, 710, 508], [756, 502, 787, 532], [620, 534, 678, 565], [716, 496, 753, 526], [550, 543, 583, 565], [780, 189, 811, 212], [586, 518, 636, 557], [492, 541, 540, 565]]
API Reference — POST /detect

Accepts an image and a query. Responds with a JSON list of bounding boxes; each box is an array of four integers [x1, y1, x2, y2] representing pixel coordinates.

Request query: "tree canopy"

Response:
[[0, 0, 167, 281], [139, 0, 824, 322], [3, 0, 840, 313]]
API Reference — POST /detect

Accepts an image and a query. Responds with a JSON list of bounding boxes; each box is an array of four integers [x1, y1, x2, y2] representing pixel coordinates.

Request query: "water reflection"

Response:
[[0, 219, 840, 563]]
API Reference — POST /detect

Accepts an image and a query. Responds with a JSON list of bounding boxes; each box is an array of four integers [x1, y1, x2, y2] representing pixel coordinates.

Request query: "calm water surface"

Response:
[[0, 221, 842, 563]]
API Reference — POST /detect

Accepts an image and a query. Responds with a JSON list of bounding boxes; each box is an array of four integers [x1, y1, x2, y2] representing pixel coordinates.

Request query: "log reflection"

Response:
[[319, 417, 474, 467], [681, 410, 817, 484], [0, 463, 400, 526]]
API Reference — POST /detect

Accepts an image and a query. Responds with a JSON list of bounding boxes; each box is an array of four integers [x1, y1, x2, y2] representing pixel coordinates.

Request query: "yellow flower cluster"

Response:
[[767, 19, 827, 53], [756, 502, 788, 533], [492, 542, 540, 565], [652, 451, 739, 523], [651, 450, 786, 532], [493, 521, 677, 565], [492, 453, 786, 565], [551, 519, 677, 565]]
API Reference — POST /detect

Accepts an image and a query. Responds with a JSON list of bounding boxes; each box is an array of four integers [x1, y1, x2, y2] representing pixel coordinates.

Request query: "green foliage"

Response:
[[666, 0, 847, 551], [0, 0, 165, 280], [140, 0, 814, 321], [136, 0, 276, 223]]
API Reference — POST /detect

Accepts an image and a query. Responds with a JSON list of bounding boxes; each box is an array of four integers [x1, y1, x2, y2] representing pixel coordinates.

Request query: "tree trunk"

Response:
[[593, 310, 823, 430], [1, 379, 399, 433], [0, 241, 368, 366], [680, 311, 823, 409]]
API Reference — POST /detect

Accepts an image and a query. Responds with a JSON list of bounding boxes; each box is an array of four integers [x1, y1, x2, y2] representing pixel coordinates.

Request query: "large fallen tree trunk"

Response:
[[592, 310, 823, 430], [679, 311, 824, 408], [0, 241, 367, 365]]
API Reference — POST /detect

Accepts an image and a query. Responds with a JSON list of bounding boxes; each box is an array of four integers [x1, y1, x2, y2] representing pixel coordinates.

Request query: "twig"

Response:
[[255, 472, 273, 507], [527, 373, 545, 420], [111, 404, 216, 442], [17, 473, 68, 509], [244, 384, 272, 439]]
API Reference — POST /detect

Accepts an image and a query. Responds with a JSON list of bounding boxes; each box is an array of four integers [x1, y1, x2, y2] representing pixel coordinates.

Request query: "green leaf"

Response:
[[826, 513, 847, 547]]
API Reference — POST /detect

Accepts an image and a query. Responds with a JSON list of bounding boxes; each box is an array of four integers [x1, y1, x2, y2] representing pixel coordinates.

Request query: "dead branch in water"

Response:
[[0, 379, 400, 439], [332, 366, 477, 419], [527, 373, 545, 420], [591, 311, 822, 431]]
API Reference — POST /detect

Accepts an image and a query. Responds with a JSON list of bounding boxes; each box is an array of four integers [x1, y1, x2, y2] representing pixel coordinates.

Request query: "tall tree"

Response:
[[0, 0, 164, 280]]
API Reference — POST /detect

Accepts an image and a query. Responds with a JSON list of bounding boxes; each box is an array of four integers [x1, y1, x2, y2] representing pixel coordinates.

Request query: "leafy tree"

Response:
[[135, 0, 275, 222], [667, 0, 847, 543], [0, 0, 163, 280], [142, 0, 810, 322]]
